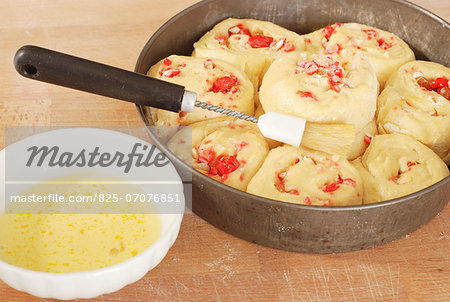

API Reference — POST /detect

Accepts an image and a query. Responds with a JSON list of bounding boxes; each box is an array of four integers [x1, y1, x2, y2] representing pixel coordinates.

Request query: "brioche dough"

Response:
[[193, 18, 305, 89], [147, 55, 254, 127], [352, 133, 449, 203], [167, 117, 268, 190], [259, 52, 378, 132], [247, 145, 363, 206], [377, 61, 450, 164], [150, 20, 447, 207], [303, 23, 415, 87]]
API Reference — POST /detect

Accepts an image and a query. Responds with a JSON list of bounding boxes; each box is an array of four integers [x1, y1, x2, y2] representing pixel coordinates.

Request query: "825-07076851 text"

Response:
[[9, 193, 182, 204]]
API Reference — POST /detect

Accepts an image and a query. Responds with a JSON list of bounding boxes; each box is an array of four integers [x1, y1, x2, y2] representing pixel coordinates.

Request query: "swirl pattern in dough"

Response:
[[352, 133, 449, 203], [303, 23, 415, 87], [193, 18, 305, 89], [247, 145, 363, 206], [259, 52, 378, 132], [147, 55, 254, 127], [377, 61, 450, 164], [168, 117, 269, 190]]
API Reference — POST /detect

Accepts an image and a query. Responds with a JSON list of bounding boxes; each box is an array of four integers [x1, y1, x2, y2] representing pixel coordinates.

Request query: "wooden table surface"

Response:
[[0, 0, 449, 301]]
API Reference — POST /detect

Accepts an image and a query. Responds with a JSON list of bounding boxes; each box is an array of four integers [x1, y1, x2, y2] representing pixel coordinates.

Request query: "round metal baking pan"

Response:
[[134, 0, 450, 253]]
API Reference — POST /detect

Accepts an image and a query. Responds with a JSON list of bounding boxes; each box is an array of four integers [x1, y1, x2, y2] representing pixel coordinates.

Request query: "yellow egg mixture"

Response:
[[0, 175, 161, 273]]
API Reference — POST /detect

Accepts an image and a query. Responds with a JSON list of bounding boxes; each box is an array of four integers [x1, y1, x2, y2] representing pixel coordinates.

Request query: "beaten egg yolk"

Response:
[[0, 175, 161, 273]]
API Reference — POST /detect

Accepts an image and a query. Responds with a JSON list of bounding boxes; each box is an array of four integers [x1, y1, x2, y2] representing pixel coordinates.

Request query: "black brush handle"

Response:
[[13, 45, 185, 112]]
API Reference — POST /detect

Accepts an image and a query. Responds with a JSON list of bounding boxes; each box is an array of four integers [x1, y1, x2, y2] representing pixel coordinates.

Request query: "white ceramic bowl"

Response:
[[0, 128, 185, 299]]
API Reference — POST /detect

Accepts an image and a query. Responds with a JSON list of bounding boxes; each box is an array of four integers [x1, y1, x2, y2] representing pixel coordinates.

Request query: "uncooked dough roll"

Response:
[[247, 145, 363, 206], [303, 23, 415, 87], [259, 52, 378, 132], [347, 119, 377, 160], [377, 61, 450, 164], [147, 55, 254, 127], [167, 117, 269, 191], [193, 18, 305, 89], [352, 133, 449, 204]]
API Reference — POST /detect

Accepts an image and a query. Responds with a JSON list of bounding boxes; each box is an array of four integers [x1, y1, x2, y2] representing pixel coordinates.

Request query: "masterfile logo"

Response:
[[26, 143, 170, 173]]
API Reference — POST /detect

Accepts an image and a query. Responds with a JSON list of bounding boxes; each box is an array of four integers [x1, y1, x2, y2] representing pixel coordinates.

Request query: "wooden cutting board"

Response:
[[0, 0, 448, 301]]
